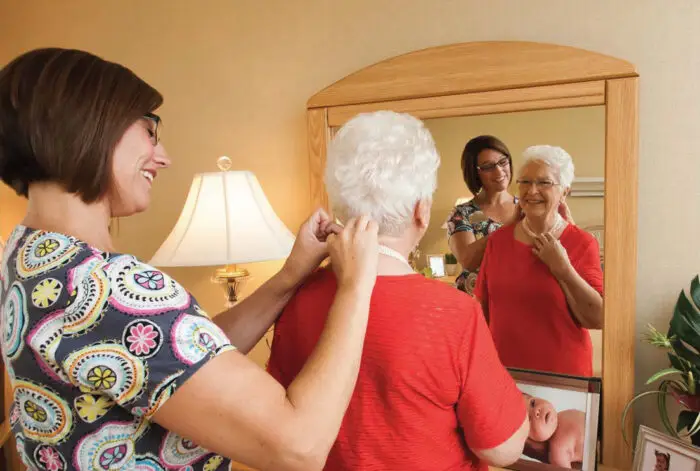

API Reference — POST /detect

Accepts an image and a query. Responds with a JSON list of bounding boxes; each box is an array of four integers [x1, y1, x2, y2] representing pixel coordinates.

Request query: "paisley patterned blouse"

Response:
[[445, 198, 518, 296], [0, 225, 236, 470]]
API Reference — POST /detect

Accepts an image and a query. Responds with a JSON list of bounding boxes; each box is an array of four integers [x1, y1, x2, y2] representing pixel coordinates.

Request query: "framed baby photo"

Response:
[[427, 254, 446, 278], [633, 425, 700, 471], [506, 368, 602, 471]]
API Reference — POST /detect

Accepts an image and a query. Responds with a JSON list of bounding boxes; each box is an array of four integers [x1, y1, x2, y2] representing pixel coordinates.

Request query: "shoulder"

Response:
[[561, 225, 598, 253], [101, 254, 195, 316], [486, 223, 516, 245], [407, 275, 484, 319], [564, 224, 596, 243]]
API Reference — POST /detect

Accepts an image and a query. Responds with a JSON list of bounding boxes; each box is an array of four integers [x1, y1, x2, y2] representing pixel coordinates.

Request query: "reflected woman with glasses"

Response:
[[446, 135, 520, 295], [475, 145, 603, 377]]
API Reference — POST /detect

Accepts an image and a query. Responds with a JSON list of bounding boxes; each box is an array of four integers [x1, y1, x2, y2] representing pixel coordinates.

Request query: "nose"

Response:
[[153, 143, 171, 168]]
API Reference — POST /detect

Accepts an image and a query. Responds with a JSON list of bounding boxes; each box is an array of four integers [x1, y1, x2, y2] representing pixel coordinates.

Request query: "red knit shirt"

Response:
[[475, 224, 604, 377], [268, 269, 527, 471]]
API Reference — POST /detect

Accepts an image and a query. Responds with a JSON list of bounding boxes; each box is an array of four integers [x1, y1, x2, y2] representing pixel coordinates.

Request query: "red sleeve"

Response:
[[572, 236, 604, 297], [456, 302, 527, 451], [267, 305, 293, 388]]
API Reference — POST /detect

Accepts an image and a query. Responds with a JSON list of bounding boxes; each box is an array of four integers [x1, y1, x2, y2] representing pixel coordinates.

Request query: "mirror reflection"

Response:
[[418, 106, 605, 376]]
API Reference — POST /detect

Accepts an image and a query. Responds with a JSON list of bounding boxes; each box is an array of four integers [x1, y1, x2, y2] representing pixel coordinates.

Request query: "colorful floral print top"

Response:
[[445, 198, 518, 296], [0, 225, 236, 471]]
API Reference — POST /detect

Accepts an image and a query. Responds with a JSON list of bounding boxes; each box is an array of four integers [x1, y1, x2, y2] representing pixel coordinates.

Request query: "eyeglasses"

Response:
[[477, 156, 510, 172], [516, 179, 559, 189], [144, 112, 162, 146]]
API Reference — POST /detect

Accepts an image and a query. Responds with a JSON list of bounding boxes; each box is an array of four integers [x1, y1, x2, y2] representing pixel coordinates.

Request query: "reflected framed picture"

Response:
[[633, 426, 700, 471], [427, 254, 445, 278], [506, 368, 602, 471]]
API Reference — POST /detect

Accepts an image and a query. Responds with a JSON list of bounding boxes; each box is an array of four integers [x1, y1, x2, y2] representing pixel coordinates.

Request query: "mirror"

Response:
[[307, 41, 638, 469], [418, 106, 605, 377]]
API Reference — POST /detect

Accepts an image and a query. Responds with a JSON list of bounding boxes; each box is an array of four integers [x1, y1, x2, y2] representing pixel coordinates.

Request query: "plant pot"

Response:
[[445, 264, 458, 276], [670, 387, 700, 446]]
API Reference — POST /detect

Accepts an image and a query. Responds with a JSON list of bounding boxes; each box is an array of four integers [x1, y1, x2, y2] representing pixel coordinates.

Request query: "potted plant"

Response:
[[444, 253, 458, 276], [622, 275, 700, 446]]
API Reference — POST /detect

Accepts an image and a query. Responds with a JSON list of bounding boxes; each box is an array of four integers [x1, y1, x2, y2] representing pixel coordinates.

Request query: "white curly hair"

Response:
[[519, 145, 575, 188], [324, 111, 440, 235]]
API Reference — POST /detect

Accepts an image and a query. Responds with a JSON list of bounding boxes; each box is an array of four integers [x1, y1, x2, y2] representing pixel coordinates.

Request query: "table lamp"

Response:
[[149, 156, 295, 307]]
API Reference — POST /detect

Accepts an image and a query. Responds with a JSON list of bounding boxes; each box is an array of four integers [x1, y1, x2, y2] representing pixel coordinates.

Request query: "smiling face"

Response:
[[107, 116, 170, 217], [476, 148, 511, 193], [517, 160, 566, 221], [523, 393, 558, 441]]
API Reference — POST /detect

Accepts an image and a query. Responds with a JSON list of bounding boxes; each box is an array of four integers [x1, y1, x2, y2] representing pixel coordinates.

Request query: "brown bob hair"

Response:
[[0, 48, 163, 202], [461, 135, 513, 195]]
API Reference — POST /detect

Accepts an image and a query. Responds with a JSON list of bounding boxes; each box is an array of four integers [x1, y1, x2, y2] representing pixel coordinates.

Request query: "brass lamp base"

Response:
[[213, 265, 250, 308]]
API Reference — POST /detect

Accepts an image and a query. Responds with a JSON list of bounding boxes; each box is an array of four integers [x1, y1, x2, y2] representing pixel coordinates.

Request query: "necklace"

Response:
[[522, 213, 566, 239], [378, 244, 412, 269]]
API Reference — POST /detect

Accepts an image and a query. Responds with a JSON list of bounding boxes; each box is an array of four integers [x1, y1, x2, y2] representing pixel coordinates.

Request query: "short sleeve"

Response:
[[55, 254, 236, 419], [456, 303, 526, 451], [446, 205, 474, 237], [572, 237, 604, 297]]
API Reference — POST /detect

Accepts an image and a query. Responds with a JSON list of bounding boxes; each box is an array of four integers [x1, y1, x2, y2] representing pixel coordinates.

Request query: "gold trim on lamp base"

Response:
[[213, 266, 250, 308]]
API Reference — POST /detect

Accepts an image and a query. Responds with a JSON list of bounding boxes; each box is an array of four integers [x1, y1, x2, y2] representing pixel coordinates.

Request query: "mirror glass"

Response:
[[418, 106, 605, 377]]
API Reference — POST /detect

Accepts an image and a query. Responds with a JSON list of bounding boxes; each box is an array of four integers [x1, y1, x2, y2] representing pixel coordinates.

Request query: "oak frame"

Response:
[[306, 41, 638, 469]]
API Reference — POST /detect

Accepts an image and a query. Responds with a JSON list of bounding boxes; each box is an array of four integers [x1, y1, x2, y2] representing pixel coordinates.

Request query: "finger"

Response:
[[366, 220, 379, 235], [356, 214, 371, 232], [326, 233, 338, 246], [532, 236, 544, 250], [544, 232, 556, 244], [343, 216, 358, 234], [324, 222, 343, 236]]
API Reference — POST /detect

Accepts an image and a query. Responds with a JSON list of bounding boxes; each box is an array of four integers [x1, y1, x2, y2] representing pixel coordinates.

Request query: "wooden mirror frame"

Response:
[[306, 41, 638, 469]]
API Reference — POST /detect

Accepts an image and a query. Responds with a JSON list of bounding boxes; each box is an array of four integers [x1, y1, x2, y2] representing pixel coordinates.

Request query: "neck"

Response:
[[23, 183, 114, 252], [377, 233, 418, 275], [524, 212, 559, 235], [479, 189, 511, 206]]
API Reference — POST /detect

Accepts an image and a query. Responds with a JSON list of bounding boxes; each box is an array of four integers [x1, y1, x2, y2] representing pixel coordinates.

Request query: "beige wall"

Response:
[[421, 106, 605, 258], [1, 0, 699, 432]]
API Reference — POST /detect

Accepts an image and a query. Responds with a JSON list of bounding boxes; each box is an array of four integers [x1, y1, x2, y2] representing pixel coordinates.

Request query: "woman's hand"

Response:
[[532, 233, 573, 280], [558, 200, 574, 224], [327, 215, 379, 292], [280, 208, 342, 288]]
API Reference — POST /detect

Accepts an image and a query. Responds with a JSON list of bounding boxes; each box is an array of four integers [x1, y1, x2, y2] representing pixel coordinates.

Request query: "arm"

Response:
[[212, 269, 300, 354], [474, 241, 491, 323], [555, 265, 603, 330], [449, 231, 488, 272], [457, 302, 529, 466], [214, 209, 342, 353], [154, 215, 379, 471], [533, 234, 603, 330]]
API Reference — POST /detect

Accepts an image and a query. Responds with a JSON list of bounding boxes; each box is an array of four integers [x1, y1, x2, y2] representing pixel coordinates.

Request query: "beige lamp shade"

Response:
[[149, 169, 295, 267]]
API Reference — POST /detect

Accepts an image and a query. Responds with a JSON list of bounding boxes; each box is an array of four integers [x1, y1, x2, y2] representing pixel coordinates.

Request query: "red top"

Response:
[[268, 269, 526, 471], [475, 224, 604, 377]]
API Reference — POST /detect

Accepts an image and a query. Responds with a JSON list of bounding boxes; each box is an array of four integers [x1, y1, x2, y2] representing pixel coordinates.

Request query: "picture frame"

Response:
[[632, 425, 700, 471], [506, 368, 602, 471], [427, 254, 445, 278]]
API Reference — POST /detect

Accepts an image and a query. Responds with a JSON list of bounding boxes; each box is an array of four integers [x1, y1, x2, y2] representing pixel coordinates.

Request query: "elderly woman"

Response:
[[0, 47, 379, 471], [475, 145, 603, 377], [268, 111, 529, 470], [446, 136, 520, 295]]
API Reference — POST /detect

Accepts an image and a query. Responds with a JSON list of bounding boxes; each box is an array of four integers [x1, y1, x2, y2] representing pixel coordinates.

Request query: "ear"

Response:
[[414, 199, 431, 229]]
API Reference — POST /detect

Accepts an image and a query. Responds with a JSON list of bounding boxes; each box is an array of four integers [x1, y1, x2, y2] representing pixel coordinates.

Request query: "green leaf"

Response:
[[670, 295, 700, 354], [691, 276, 700, 312], [621, 390, 670, 447], [677, 410, 699, 432], [647, 368, 683, 385], [658, 381, 681, 438]]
